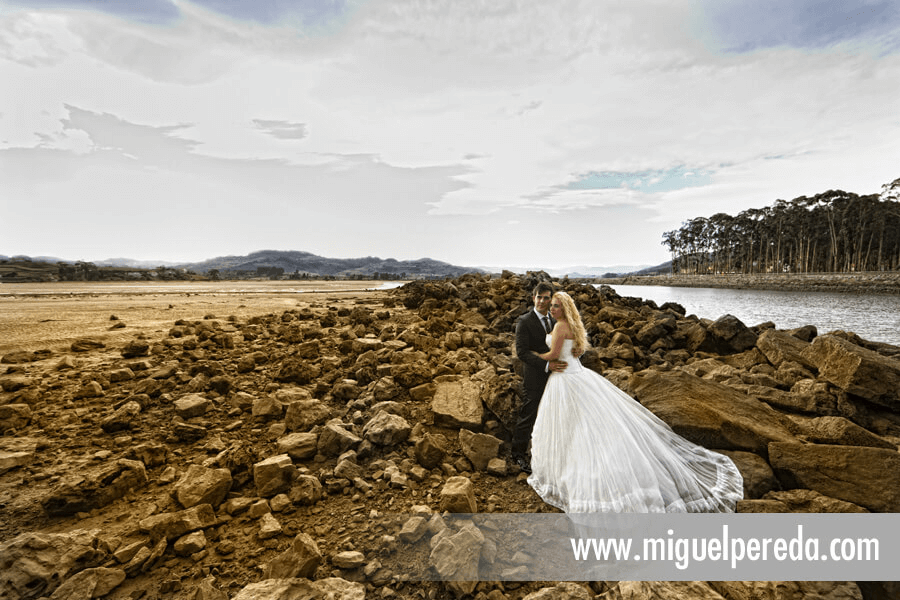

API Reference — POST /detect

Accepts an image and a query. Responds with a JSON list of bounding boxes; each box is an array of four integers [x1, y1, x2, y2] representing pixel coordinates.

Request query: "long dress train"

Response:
[[527, 337, 743, 513]]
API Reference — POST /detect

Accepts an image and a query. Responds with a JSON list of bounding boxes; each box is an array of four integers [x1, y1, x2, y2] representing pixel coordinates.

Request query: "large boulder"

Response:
[[756, 329, 815, 369], [0, 529, 107, 600], [42, 459, 148, 517], [362, 411, 411, 446], [233, 577, 363, 600], [263, 533, 322, 579], [708, 314, 758, 353], [284, 400, 332, 432], [172, 465, 232, 509], [629, 370, 798, 457], [458, 429, 502, 471], [800, 335, 900, 410], [768, 442, 900, 512], [432, 379, 484, 431]]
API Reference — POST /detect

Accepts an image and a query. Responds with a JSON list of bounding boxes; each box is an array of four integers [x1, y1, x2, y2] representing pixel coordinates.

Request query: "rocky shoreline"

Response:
[[2, 272, 900, 599], [595, 272, 900, 294]]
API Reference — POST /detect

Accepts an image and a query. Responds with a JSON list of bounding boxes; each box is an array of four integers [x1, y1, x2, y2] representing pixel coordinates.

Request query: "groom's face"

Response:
[[534, 291, 551, 315]]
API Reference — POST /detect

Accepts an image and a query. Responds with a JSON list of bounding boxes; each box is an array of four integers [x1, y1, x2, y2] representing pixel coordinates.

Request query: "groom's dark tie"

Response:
[[542, 316, 552, 334]]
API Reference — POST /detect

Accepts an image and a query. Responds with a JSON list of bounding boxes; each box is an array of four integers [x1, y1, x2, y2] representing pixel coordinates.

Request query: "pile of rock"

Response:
[[1, 271, 899, 600]]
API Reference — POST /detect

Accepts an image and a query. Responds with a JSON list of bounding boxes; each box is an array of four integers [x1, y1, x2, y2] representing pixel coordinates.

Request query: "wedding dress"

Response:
[[527, 337, 743, 513]]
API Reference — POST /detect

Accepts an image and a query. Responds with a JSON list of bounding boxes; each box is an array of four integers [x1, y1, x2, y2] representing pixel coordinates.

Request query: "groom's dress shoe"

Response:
[[514, 456, 532, 474]]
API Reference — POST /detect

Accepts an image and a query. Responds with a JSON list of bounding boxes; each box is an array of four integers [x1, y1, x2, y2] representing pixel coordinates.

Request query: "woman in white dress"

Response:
[[527, 291, 744, 513]]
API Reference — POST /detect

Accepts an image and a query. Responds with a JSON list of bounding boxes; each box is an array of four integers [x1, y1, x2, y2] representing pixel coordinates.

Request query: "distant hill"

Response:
[[175, 250, 482, 278], [616, 261, 673, 276]]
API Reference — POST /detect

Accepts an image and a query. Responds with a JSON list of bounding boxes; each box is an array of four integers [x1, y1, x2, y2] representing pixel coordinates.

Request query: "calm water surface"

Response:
[[606, 285, 900, 347]]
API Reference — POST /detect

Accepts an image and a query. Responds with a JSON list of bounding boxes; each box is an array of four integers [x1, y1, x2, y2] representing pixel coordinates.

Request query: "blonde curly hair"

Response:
[[553, 291, 589, 356]]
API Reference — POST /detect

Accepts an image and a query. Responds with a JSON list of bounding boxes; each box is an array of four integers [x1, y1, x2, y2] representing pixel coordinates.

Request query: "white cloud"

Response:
[[1, 0, 899, 269]]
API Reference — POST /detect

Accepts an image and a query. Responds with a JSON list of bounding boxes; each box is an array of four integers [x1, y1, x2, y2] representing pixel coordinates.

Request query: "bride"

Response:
[[526, 291, 744, 513]]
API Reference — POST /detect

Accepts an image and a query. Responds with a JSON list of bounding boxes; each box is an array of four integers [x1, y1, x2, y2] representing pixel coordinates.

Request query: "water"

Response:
[[605, 284, 900, 347]]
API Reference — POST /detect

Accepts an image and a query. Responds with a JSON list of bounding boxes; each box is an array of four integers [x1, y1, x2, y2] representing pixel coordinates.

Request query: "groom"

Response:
[[512, 282, 568, 474]]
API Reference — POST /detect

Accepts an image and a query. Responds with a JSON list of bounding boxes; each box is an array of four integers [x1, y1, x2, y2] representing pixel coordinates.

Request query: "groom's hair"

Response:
[[532, 282, 554, 297]]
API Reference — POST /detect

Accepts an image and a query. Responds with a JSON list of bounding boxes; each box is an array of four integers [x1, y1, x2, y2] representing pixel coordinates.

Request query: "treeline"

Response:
[[662, 178, 900, 274]]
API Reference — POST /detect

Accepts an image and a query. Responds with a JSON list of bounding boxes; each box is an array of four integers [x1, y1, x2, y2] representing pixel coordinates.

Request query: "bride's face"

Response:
[[549, 300, 563, 320]]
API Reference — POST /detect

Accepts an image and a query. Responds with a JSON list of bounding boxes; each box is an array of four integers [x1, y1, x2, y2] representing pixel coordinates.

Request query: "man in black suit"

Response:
[[512, 282, 568, 473]]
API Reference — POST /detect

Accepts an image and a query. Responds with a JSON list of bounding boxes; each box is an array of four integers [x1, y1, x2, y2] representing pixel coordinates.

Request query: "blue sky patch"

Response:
[[3, 0, 354, 28], [695, 0, 900, 53], [566, 167, 714, 194]]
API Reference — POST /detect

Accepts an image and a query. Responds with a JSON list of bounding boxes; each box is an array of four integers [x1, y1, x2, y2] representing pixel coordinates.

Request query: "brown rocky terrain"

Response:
[[1, 273, 899, 600]]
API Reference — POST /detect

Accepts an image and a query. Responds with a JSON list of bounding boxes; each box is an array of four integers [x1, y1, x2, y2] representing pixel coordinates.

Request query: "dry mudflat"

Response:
[[0, 281, 387, 355]]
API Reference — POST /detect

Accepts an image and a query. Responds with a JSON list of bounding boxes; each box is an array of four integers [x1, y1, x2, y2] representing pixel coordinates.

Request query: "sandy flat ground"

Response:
[[0, 280, 399, 355]]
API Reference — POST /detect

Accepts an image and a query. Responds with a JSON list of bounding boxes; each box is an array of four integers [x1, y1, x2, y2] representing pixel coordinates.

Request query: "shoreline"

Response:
[[594, 272, 900, 295]]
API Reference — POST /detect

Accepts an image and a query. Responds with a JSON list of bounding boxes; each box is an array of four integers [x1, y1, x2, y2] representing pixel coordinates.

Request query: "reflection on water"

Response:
[[605, 285, 900, 347]]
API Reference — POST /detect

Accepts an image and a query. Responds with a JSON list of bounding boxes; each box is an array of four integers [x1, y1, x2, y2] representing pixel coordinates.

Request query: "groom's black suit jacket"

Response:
[[515, 310, 555, 396], [512, 309, 557, 456]]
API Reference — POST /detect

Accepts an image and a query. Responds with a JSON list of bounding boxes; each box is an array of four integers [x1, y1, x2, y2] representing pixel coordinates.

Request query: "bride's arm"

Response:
[[538, 324, 566, 361]]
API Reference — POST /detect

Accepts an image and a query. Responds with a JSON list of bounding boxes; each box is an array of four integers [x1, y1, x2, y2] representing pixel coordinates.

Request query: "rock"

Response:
[[710, 581, 863, 600], [801, 416, 896, 449], [0, 437, 37, 475], [390, 362, 432, 388], [174, 393, 212, 419], [252, 396, 284, 419], [1, 350, 38, 363], [42, 459, 148, 516], [429, 523, 484, 595], [289, 474, 324, 505], [193, 576, 229, 600], [523, 583, 592, 600], [172, 464, 232, 509], [122, 340, 150, 358], [0, 404, 32, 433], [284, 399, 332, 432], [277, 432, 319, 460], [718, 450, 780, 499], [71, 338, 105, 352], [398, 516, 429, 543], [0, 375, 32, 392], [801, 334, 900, 410], [174, 530, 208, 556], [317, 420, 362, 456], [709, 314, 758, 353], [458, 429, 502, 471], [100, 400, 141, 433], [259, 513, 283, 539], [768, 442, 900, 512], [414, 433, 448, 469], [487, 457, 508, 476], [254, 454, 297, 497], [760, 489, 868, 513], [440, 476, 477, 513], [140, 503, 217, 541], [56, 355, 77, 370], [232, 577, 364, 600], [756, 329, 816, 369], [47, 567, 126, 600], [432, 379, 484, 431], [332, 550, 366, 569], [264, 533, 322, 579], [629, 370, 797, 457], [73, 381, 103, 399], [0, 529, 107, 600], [363, 411, 411, 446], [275, 359, 320, 385]]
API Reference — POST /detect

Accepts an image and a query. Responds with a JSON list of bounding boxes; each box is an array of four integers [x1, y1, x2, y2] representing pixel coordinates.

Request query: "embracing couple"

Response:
[[512, 282, 744, 513]]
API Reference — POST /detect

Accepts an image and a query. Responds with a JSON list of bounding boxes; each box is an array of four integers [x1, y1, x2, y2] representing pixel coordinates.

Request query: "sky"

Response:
[[2, 0, 899, 271]]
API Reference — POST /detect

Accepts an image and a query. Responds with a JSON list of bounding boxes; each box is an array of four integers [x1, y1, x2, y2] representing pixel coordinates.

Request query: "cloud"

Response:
[[2, 0, 899, 269], [252, 119, 308, 140]]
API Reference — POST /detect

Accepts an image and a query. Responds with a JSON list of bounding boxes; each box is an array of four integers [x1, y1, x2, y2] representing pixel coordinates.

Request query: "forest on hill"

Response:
[[662, 177, 900, 275]]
